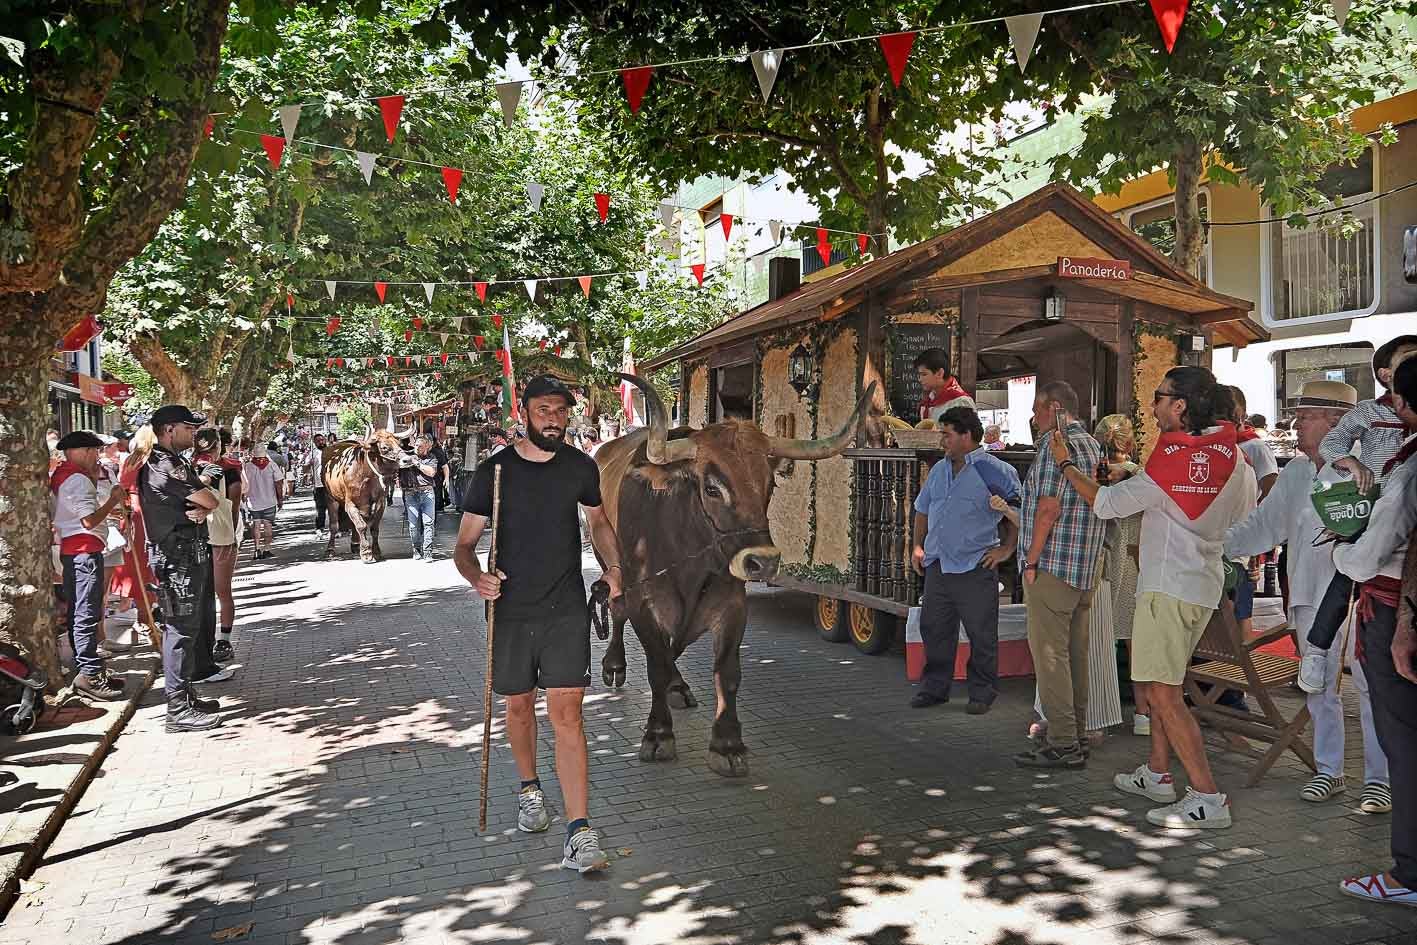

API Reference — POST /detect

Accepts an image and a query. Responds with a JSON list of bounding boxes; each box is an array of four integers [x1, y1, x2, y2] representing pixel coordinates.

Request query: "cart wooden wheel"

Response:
[[813, 596, 849, 643], [849, 604, 894, 655]]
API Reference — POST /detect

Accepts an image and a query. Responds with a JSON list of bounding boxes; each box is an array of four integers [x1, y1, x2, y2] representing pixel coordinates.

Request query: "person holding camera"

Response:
[[910, 406, 1020, 714], [401, 435, 440, 561]]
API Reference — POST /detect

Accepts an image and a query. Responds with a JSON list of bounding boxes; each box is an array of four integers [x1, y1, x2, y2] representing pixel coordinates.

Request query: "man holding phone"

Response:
[[1013, 382, 1106, 769]]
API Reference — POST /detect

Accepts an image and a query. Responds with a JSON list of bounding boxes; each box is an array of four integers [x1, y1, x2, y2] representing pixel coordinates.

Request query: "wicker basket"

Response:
[[890, 429, 944, 450]]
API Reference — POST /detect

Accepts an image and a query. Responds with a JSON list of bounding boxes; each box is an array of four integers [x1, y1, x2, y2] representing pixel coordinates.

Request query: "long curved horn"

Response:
[[364, 422, 374, 440], [396, 425, 417, 439], [616, 372, 696, 465], [768, 381, 879, 460]]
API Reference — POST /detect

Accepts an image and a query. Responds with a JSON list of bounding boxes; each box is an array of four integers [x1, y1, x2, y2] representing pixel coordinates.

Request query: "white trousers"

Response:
[[1292, 605, 1389, 783]]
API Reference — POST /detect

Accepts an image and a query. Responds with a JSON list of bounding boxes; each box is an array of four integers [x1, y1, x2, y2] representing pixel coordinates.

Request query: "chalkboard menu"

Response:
[[888, 323, 952, 420]]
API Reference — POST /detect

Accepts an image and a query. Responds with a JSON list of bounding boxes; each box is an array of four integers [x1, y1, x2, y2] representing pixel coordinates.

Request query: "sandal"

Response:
[[1299, 773, 1346, 803], [1359, 781, 1393, 815]]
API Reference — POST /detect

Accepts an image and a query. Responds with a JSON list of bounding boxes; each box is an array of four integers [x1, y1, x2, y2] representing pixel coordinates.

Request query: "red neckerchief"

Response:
[[920, 377, 971, 418], [1382, 433, 1417, 478], [194, 452, 215, 465], [49, 459, 97, 493], [220, 456, 242, 470], [1144, 425, 1239, 521], [251, 456, 270, 470], [1235, 424, 1260, 444]]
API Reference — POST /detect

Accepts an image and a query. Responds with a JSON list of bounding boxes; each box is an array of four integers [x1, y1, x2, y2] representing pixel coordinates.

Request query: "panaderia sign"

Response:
[[1057, 256, 1132, 281]]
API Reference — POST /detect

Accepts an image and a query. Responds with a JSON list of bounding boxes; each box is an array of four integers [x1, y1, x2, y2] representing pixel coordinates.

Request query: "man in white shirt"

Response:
[[308, 433, 328, 537], [1225, 381, 1390, 811], [242, 445, 286, 560], [1051, 366, 1256, 830], [1333, 356, 1417, 908]]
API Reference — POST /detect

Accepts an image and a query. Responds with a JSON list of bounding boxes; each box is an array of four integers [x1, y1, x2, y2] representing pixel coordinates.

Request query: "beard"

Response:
[[527, 419, 564, 452]]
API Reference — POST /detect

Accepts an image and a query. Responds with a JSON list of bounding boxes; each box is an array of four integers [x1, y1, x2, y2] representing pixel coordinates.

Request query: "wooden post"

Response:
[[959, 288, 980, 392]]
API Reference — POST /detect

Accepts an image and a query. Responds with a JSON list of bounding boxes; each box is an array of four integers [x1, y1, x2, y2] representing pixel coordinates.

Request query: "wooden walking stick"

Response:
[[478, 464, 503, 833]]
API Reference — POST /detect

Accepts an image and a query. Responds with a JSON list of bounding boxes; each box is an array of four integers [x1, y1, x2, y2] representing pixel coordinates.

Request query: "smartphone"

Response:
[[1052, 406, 1065, 432]]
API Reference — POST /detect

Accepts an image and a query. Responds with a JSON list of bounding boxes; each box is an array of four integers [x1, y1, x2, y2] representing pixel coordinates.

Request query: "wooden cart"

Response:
[[642, 183, 1267, 656]]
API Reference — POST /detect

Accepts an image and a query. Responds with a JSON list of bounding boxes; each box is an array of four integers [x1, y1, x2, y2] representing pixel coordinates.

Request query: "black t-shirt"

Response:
[[399, 452, 440, 491], [463, 444, 602, 618], [139, 446, 208, 545]]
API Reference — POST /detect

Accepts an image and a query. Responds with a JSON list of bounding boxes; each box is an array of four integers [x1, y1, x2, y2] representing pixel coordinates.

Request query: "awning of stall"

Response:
[[641, 182, 1266, 371], [397, 397, 458, 418]]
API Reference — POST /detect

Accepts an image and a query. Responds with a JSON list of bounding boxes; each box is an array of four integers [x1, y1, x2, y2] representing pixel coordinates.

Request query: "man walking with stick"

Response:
[[455, 376, 624, 874]]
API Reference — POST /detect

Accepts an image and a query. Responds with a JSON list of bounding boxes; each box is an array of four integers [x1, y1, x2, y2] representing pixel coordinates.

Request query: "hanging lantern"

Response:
[[788, 342, 817, 400]]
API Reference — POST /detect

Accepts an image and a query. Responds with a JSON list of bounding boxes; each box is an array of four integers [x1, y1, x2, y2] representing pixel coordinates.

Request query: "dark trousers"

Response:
[[62, 551, 105, 678], [148, 535, 212, 697], [1307, 571, 1355, 650], [1360, 600, 1417, 888], [919, 563, 999, 704], [193, 550, 218, 680], [313, 486, 327, 530]]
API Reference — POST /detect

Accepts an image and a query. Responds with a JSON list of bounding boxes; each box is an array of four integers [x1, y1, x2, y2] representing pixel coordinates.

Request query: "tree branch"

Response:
[[698, 127, 822, 151]]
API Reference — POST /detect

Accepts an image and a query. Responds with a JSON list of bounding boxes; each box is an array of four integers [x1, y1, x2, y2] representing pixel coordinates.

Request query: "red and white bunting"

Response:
[[750, 49, 784, 103], [474, 282, 488, 302], [374, 282, 388, 303], [326, 317, 340, 336], [690, 263, 706, 286], [878, 31, 917, 88], [474, 335, 485, 349], [260, 134, 286, 170], [659, 201, 676, 229], [356, 150, 377, 185], [441, 167, 462, 205], [412, 316, 423, 331], [492, 314, 503, 328], [621, 66, 654, 114], [1334, 0, 1351, 26], [816, 228, 832, 267], [496, 80, 525, 128], [635, 270, 649, 290], [441, 353, 449, 366], [720, 213, 734, 240], [524, 279, 537, 302], [422, 283, 436, 304], [594, 192, 610, 222], [858, 233, 869, 255], [1149, 0, 1190, 53], [527, 182, 544, 212], [1005, 14, 1044, 73], [377, 95, 404, 142], [538, 338, 548, 351], [578, 275, 593, 298], [278, 104, 302, 144], [324, 280, 337, 301], [203, 115, 215, 139]]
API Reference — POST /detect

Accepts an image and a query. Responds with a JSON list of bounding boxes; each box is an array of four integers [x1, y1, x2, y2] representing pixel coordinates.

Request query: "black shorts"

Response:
[[492, 609, 592, 695]]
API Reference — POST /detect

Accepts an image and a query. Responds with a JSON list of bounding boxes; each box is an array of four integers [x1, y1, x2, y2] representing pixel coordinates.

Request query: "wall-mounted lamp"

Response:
[[788, 342, 819, 400]]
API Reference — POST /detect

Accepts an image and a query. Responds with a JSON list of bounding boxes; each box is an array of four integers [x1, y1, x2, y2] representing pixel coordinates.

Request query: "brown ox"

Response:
[[321, 429, 409, 563], [596, 374, 875, 777]]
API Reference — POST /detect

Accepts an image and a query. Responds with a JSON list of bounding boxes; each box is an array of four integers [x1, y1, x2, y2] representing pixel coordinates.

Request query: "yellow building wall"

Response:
[[688, 364, 709, 428], [1134, 329, 1180, 461], [1205, 182, 1263, 314], [760, 343, 814, 566], [813, 328, 860, 570]]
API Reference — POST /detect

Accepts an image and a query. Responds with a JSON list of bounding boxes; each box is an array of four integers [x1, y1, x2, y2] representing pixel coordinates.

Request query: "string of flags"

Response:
[[243, 0, 1234, 127]]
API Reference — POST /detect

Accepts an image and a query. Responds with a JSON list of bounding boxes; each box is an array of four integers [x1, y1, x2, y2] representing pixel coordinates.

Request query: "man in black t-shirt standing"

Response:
[[400, 436, 440, 561], [455, 376, 624, 875]]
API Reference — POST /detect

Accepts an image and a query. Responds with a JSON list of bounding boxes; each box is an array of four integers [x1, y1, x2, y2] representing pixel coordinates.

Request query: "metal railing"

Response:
[[1272, 200, 1376, 320]]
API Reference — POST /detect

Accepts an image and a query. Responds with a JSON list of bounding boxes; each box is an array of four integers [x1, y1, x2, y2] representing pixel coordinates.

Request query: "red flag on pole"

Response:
[[377, 95, 404, 142], [499, 323, 520, 424], [621, 67, 654, 114], [878, 32, 918, 87], [260, 134, 286, 169]]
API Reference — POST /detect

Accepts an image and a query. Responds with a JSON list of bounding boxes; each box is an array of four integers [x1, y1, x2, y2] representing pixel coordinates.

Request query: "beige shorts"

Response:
[[1130, 592, 1214, 685]]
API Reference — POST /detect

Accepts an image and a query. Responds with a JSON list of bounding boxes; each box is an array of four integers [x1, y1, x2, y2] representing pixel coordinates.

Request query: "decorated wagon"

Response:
[[641, 183, 1266, 660]]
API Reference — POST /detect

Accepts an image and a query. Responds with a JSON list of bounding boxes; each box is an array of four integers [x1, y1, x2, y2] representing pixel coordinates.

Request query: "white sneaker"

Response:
[[1146, 788, 1232, 829], [517, 785, 550, 833], [1298, 650, 1329, 694], [1132, 713, 1151, 736], [561, 827, 610, 874], [1114, 764, 1178, 802], [194, 667, 236, 684]]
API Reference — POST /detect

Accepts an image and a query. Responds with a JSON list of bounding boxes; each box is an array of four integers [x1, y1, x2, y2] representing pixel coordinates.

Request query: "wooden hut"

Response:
[[641, 183, 1266, 654]]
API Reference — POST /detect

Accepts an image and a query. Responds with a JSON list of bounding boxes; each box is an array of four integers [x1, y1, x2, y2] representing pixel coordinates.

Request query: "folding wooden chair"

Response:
[[1184, 595, 1316, 787]]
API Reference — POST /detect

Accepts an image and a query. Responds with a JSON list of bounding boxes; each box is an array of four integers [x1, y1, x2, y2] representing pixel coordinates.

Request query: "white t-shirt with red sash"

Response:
[[1094, 425, 1258, 608]]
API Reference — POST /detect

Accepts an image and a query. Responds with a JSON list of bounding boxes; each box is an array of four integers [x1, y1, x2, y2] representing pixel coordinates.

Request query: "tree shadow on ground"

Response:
[[36, 501, 1417, 945]]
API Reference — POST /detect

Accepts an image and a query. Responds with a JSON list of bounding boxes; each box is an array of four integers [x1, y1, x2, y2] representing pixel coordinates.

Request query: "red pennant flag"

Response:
[[442, 167, 463, 205], [260, 134, 286, 169], [720, 213, 735, 240], [857, 233, 869, 255], [441, 353, 449, 365], [474, 335, 485, 350], [878, 32, 918, 87], [434, 371, 442, 380], [413, 317, 423, 331], [286, 291, 294, 309], [337, 357, 345, 368], [365, 357, 374, 367], [326, 317, 340, 337], [474, 282, 488, 302], [816, 228, 832, 267], [405, 357, 413, 366], [377, 95, 404, 142], [594, 192, 610, 222], [621, 66, 654, 114], [326, 358, 335, 369], [492, 314, 503, 329], [691, 263, 706, 286], [578, 275, 592, 298], [203, 115, 215, 140], [425, 355, 434, 366], [555, 345, 563, 357], [538, 338, 548, 351], [1149, 0, 1190, 53], [404, 331, 413, 343], [386, 356, 395, 367], [375, 282, 388, 303]]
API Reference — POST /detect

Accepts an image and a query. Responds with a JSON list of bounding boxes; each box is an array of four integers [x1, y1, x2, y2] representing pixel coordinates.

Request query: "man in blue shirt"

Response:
[[910, 406, 1021, 712]]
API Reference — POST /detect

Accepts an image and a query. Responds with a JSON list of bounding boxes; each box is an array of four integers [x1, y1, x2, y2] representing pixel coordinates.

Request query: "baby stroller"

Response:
[[0, 642, 47, 736]]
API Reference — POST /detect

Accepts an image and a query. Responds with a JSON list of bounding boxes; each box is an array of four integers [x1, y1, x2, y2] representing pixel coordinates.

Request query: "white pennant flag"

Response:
[[286, 340, 297, 364], [496, 81, 525, 128], [659, 200, 676, 229], [527, 182, 545, 212], [769, 220, 783, 244], [635, 270, 648, 290], [750, 49, 785, 103], [454, 316, 464, 331], [324, 280, 337, 301], [524, 279, 537, 301], [439, 332, 449, 346], [1005, 13, 1044, 73], [422, 282, 435, 304], [1334, 0, 1351, 27], [356, 150, 377, 185], [278, 104, 302, 144]]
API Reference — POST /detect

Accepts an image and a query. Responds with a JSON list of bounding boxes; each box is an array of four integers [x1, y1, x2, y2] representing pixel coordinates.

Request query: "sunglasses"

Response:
[[1153, 389, 1178, 404]]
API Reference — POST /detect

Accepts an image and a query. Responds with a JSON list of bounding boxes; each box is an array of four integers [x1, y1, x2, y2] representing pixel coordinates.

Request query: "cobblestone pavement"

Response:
[[4, 493, 1416, 945]]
